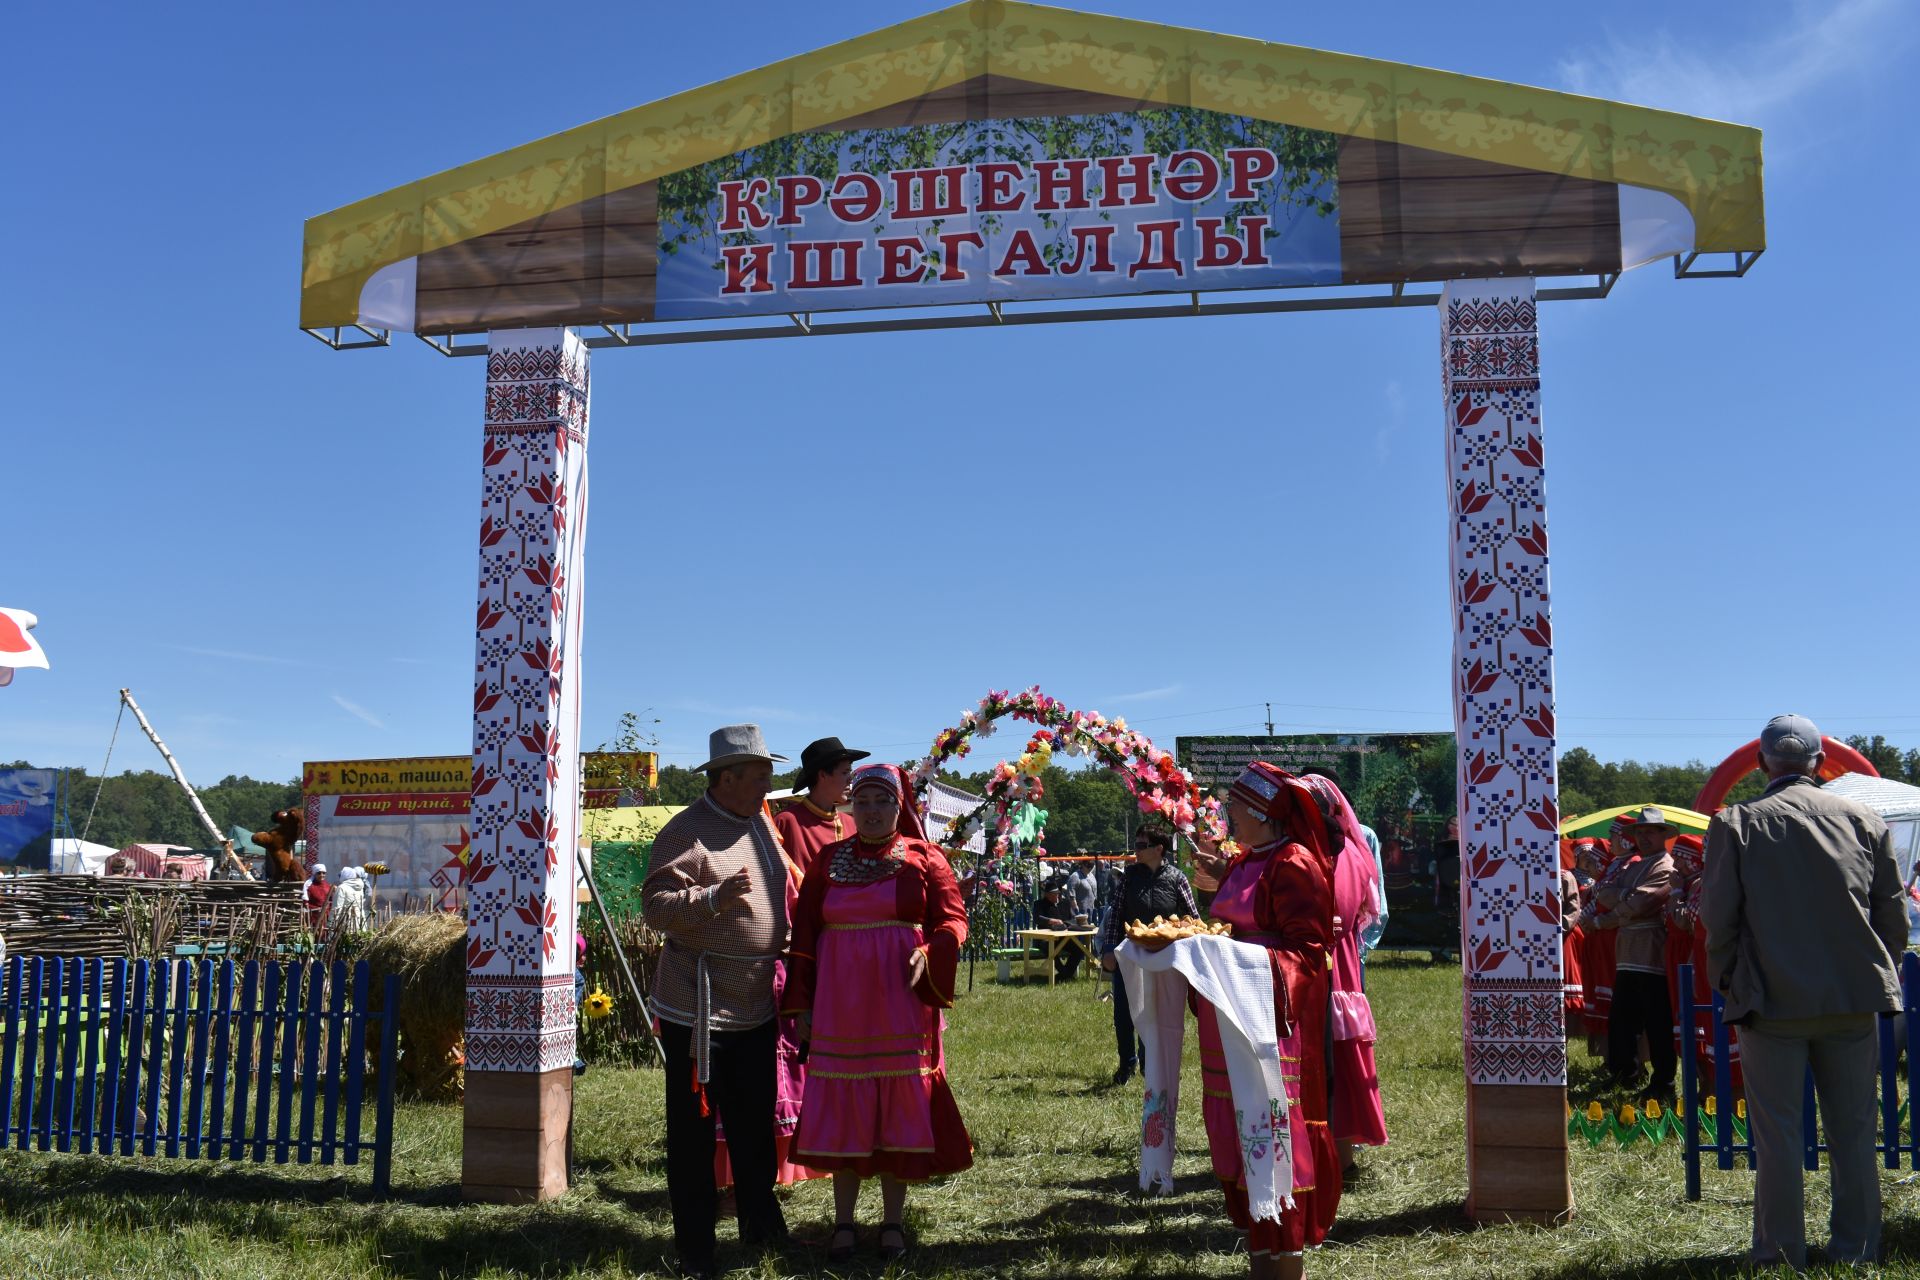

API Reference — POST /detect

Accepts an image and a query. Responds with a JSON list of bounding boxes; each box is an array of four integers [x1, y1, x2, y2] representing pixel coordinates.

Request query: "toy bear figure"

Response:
[[253, 807, 303, 885]]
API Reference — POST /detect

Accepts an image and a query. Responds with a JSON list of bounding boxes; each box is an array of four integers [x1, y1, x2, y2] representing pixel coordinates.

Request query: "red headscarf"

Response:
[[849, 762, 929, 841], [1229, 761, 1332, 868]]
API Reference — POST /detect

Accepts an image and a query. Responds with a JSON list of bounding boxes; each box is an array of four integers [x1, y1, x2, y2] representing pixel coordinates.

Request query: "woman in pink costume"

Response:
[[1193, 763, 1342, 1280], [783, 763, 971, 1262], [1299, 774, 1390, 1170]]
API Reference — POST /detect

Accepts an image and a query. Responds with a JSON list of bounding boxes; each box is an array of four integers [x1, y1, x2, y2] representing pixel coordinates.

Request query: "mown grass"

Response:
[[0, 956, 1916, 1278]]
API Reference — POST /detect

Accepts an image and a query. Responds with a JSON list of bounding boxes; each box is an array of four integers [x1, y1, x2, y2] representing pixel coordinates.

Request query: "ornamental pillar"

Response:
[[1440, 279, 1572, 1223], [463, 327, 589, 1202]]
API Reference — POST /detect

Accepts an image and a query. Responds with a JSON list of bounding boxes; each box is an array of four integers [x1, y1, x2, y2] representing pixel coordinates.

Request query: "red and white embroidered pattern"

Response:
[[1442, 280, 1566, 1088], [467, 328, 589, 1074]]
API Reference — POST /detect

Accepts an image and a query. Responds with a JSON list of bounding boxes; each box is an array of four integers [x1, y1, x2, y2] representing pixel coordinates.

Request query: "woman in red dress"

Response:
[[783, 763, 971, 1262], [1194, 763, 1342, 1280]]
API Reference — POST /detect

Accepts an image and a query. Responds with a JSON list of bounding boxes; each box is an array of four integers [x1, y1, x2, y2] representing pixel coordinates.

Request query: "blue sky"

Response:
[[3, 1, 1916, 786]]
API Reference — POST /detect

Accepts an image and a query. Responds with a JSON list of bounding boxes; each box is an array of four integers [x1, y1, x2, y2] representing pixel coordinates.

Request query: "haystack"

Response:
[[362, 911, 467, 1101]]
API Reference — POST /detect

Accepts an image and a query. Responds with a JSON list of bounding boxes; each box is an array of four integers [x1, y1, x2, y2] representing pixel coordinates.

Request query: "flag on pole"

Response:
[[0, 608, 49, 686]]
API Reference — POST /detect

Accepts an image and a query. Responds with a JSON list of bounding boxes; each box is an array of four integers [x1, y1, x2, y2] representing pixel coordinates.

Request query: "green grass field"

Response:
[[0, 956, 1914, 1278]]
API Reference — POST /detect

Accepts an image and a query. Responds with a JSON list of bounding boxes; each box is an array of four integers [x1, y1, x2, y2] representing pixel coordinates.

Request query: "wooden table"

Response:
[[1015, 928, 1098, 986]]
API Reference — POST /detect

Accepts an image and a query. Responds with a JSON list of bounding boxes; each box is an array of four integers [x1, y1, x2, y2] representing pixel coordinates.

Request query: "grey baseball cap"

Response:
[[1760, 714, 1823, 761]]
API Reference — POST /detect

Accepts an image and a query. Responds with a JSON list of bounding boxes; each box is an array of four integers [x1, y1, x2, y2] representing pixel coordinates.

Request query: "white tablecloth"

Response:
[[1116, 933, 1292, 1221]]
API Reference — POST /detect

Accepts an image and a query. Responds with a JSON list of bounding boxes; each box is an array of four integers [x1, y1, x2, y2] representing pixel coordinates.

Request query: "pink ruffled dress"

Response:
[[784, 837, 971, 1180], [1329, 845, 1389, 1147]]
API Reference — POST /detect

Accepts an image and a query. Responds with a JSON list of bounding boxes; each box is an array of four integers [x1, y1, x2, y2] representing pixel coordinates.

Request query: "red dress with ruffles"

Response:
[[783, 835, 972, 1180], [1197, 839, 1342, 1255]]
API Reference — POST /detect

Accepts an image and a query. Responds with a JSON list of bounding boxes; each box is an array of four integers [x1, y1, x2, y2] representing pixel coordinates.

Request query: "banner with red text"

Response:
[[655, 111, 1338, 319], [304, 756, 470, 912]]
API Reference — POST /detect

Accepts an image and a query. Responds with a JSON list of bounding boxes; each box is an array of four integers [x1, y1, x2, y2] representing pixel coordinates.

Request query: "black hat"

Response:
[[797, 736, 871, 791]]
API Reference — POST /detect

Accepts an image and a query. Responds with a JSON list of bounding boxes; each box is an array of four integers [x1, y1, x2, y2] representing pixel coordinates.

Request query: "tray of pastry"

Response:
[[1125, 915, 1232, 951]]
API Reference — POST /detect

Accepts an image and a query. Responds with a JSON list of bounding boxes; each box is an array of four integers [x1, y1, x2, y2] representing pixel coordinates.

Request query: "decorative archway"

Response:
[[908, 685, 1228, 858], [1693, 735, 1878, 813], [300, 0, 1766, 1220]]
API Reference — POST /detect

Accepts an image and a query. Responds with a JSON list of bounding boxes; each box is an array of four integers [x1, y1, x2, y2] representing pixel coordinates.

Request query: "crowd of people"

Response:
[[640, 713, 1908, 1276]]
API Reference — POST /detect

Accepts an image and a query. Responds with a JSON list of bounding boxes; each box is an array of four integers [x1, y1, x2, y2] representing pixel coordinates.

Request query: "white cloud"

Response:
[[1096, 683, 1184, 704], [1556, 0, 1909, 126], [673, 699, 800, 723], [329, 694, 386, 731], [175, 645, 312, 667]]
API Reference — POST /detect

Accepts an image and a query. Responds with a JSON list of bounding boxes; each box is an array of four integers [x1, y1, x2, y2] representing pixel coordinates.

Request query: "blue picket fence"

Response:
[[0, 955, 399, 1195], [1679, 954, 1920, 1200]]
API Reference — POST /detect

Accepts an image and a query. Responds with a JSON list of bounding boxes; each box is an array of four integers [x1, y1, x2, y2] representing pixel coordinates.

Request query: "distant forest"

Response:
[[14, 733, 1917, 854]]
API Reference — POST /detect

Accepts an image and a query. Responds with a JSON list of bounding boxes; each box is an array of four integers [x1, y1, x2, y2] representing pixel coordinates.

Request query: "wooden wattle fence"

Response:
[[0, 955, 399, 1194]]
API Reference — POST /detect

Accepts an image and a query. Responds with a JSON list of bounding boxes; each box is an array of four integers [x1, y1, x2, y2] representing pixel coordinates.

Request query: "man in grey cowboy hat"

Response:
[[1703, 714, 1906, 1268], [642, 725, 792, 1277], [1578, 805, 1677, 1097]]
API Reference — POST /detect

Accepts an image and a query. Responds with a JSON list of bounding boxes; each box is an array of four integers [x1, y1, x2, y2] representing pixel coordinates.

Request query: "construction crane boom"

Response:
[[118, 688, 253, 881]]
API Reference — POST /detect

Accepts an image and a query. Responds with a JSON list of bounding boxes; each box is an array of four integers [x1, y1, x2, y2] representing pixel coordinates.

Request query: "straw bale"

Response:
[[362, 911, 467, 1100]]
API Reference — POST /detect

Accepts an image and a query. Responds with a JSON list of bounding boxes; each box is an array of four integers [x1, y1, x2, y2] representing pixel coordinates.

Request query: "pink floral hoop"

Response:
[[908, 686, 1230, 857]]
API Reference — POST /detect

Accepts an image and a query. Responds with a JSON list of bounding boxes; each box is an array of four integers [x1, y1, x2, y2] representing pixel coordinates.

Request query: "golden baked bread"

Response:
[[1125, 916, 1232, 950]]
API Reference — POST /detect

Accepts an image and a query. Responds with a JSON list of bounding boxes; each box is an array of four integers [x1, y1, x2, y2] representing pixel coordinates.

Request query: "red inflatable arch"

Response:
[[1693, 735, 1879, 813]]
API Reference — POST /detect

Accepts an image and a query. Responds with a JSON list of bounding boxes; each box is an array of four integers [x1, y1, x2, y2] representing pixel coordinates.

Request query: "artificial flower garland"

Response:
[[908, 686, 1232, 859]]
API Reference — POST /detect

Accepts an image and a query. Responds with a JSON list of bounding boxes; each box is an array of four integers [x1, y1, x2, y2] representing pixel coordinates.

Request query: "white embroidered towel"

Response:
[[1118, 934, 1292, 1221]]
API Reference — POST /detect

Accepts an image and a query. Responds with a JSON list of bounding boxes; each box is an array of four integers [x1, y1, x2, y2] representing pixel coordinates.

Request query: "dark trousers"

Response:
[[1057, 945, 1084, 981], [1607, 969, 1677, 1089], [659, 1018, 783, 1268], [1111, 965, 1146, 1073]]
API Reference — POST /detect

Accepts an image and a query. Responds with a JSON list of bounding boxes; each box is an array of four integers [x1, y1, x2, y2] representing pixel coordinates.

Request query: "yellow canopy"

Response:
[[581, 805, 684, 844], [301, 0, 1765, 331], [1560, 804, 1713, 839]]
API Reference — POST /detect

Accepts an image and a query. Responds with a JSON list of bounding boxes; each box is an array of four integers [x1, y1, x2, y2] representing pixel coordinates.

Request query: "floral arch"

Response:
[[906, 686, 1230, 860]]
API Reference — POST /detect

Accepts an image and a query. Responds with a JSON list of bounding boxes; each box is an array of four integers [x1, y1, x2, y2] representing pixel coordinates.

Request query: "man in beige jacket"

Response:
[[642, 724, 791, 1278], [1703, 714, 1907, 1269]]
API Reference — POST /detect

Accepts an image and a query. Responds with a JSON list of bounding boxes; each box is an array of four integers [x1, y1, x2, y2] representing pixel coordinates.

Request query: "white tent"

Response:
[[50, 838, 116, 876], [1825, 773, 1920, 868], [1824, 773, 1920, 943]]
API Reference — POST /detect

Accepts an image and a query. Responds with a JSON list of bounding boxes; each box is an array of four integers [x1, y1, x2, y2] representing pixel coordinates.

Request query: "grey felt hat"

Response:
[[1631, 805, 1678, 834], [693, 724, 788, 772]]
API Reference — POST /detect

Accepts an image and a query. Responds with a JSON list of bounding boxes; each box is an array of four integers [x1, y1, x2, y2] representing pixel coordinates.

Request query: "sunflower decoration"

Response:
[[584, 987, 614, 1020]]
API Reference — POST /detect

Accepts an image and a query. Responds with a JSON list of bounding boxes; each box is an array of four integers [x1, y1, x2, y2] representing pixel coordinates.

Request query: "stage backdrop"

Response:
[[1176, 732, 1458, 948], [303, 752, 657, 911], [304, 756, 470, 912], [0, 768, 56, 870]]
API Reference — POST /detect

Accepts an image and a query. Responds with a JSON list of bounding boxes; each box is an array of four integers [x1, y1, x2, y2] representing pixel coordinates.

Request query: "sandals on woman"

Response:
[[827, 1223, 858, 1263], [878, 1222, 909, 1261]]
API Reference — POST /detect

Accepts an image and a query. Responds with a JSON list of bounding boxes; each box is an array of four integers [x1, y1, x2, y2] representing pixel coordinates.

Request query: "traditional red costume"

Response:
[[1198, 763, 1342, 1259], [774, 796, 853, 878], [783, 764, 972, 1179]]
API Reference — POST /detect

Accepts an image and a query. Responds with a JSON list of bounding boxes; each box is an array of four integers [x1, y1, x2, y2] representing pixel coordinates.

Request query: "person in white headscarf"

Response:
[[329, 865, 373, 935]]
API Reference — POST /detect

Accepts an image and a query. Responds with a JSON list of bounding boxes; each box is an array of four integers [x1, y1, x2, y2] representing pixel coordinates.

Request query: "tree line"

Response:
[[2, 763, 301, 852], [13, 732, 1916, 856]]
